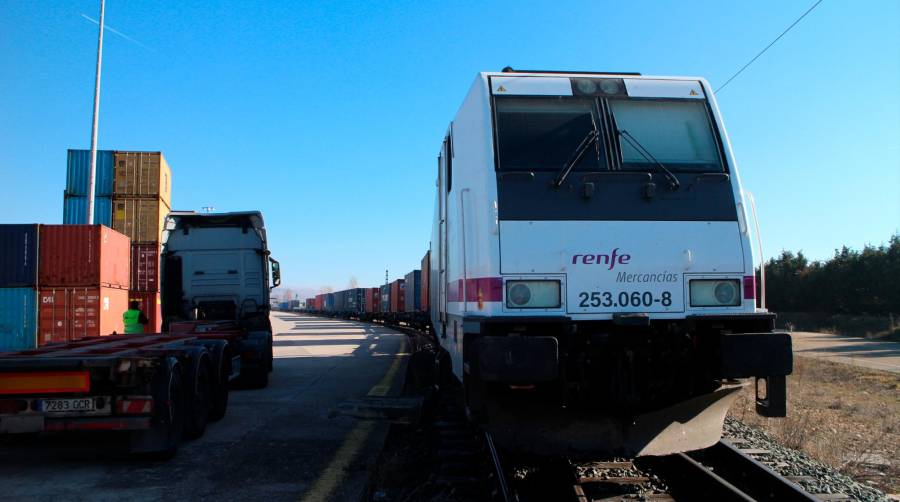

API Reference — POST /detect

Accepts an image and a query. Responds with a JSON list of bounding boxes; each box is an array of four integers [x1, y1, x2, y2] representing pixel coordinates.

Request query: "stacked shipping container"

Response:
[[37, 225, 131, 345], [112, 152, 172, 243], [112, 152, 172, 334], [61, 150, 173, 333], [62, 150, 115, 225], [0, 225, 40, 351]]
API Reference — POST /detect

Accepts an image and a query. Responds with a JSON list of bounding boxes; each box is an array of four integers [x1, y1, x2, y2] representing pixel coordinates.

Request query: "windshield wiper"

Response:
[[553, 113, 601, 188], [617, 129, 681, 190]]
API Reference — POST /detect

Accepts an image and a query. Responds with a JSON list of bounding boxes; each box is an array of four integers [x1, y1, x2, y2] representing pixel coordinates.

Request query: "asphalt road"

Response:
[[0, 313, 408, 501], [791, 330, 900, 374]]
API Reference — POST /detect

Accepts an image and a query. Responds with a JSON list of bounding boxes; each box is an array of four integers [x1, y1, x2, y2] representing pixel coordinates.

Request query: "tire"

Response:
[[130, 359, 184, 459], [241, 331, 272, 388], [208, 348, 231, 422], [183, 352, 212, 440], [267, 343, 274, 373]]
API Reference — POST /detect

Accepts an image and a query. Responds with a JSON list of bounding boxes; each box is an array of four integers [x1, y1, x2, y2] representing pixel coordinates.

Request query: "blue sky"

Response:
[[1, 0, 898, 296]]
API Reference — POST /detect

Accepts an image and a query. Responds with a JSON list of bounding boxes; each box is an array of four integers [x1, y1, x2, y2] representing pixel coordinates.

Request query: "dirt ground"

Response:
[[728, 356, 900, 495]]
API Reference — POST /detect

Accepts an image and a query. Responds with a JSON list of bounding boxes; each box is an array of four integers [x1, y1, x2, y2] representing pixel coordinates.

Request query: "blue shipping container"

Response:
[[62, 195, 113, 226], [0, 224, 39, 288], [0, 288, 37, 351], [404, 270, 421, 312], [66, 149, 115, 196]]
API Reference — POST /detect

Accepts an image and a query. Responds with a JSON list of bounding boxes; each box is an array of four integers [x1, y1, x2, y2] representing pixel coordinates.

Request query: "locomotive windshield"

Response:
[[495, 97, 606, 171], [609, 99, 722, 171], [494, 95, 724, 173]]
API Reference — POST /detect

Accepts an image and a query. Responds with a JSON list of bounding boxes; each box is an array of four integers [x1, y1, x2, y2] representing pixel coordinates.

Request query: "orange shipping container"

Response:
[[390, 279, 405, 313], [129, 291, 161, 333], [39, 225, 130, 289], [421, 250, 430, 312], [112, 197, 170, 244], [38, 287, 129, 345], [113, 151, 172, 206]]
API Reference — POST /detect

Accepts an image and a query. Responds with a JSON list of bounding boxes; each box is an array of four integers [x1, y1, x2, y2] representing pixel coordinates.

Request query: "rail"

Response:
[[300, 313, 834, 502]]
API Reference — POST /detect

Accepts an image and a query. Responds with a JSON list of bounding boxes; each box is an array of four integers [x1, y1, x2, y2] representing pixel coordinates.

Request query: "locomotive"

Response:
[[316, 69, 793, 457]]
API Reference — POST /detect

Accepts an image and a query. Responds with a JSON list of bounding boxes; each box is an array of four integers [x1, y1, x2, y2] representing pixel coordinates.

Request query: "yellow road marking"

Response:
[[367, 337, 407, 397], [300, 335, 408, 502]]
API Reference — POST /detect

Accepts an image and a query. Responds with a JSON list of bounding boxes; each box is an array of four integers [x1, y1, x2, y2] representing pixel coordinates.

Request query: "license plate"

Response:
[[41, 398, 95, 413]]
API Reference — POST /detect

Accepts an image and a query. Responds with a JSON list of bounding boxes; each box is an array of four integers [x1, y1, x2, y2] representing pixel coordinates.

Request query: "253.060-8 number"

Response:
[[578, 291, 672, 308]]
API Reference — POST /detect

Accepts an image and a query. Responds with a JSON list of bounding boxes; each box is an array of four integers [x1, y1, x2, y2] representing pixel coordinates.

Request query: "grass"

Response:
[[728, 356, 900, 494]]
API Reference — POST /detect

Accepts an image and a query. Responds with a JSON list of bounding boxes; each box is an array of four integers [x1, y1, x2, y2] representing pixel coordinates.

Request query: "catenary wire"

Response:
[[715, 0, 824, 94]]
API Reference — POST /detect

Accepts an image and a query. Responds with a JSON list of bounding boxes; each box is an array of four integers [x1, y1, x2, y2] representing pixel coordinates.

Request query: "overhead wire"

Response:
[[715, 0, 825, 94]]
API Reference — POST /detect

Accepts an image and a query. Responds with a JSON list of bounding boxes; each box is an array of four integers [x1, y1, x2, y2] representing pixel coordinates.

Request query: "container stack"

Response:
[[112, 151, 172, 333], [0, 225, 40, 351], [62, 150, 115, 225], [37, 225, 130, 345]]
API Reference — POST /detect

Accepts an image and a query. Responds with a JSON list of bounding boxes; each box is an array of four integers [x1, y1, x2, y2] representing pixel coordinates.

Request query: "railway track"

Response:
[[496, 438, 840, 502], [324, 315, 848, 502]]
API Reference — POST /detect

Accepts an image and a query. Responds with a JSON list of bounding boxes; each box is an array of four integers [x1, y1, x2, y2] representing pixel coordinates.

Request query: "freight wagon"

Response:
[[0, 331, 238, 458]]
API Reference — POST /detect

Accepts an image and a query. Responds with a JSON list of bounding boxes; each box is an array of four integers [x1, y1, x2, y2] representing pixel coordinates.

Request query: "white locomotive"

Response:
[[428, 69, 792, 456]]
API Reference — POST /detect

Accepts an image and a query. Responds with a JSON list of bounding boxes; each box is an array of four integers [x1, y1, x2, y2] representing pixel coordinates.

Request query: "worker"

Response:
[[123, 300, 150, 334]]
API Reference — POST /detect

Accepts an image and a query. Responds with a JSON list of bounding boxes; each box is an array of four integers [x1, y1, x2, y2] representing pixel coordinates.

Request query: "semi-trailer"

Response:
[[0, 211, 281, 458], [0, 332, 236, 458]]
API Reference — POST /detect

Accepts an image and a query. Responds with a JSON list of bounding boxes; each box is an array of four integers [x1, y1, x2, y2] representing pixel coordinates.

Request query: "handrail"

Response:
[[459, 188, 470, 312], [747, 192, 766, 311]]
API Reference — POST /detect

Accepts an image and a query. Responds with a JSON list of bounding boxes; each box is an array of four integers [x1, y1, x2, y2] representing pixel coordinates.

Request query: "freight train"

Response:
[[311, 69, 794, 457]]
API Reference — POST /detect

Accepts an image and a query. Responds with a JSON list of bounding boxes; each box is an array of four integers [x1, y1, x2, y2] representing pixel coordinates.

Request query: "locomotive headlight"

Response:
[[689, 279, 741, 307], [505, 280, 561, 308]]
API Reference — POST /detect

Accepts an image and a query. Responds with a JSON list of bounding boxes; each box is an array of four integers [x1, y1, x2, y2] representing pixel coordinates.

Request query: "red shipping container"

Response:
[[421, 251, 430, 312], [129, 291, 161, 333], [39, 225, 130, 289], [390, 279, 405, 313], [38, 286, 129, 345], [364, 288, 379, 313], [315, 294, 325, 310], [131, 243, 160, 292]]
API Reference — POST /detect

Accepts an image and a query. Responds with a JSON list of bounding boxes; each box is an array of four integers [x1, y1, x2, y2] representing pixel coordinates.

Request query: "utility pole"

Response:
[[86, 0, 106, 224]]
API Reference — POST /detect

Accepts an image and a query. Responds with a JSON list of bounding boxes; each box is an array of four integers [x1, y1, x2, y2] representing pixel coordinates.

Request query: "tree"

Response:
[[764, 234, 899, 315]]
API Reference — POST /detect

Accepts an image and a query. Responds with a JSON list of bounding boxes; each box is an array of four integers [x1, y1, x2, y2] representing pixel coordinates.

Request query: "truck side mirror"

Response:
[[270, 258, 281, 288]]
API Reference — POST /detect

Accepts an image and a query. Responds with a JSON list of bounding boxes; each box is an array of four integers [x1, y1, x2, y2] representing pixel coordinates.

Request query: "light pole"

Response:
[[86, 0, 106, 224]]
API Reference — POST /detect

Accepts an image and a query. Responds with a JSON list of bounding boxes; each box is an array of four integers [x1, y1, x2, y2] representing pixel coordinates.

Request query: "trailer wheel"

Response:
[[208, 348, 231, 422], [184, 352, 212, 439], [130, 359, 184, 459]]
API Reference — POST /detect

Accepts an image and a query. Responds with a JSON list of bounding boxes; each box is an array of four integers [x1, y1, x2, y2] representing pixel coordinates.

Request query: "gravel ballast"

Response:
[[724, 418, 893, 502]]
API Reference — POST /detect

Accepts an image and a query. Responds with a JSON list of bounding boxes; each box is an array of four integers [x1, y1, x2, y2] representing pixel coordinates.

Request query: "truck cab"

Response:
[[161, 211, 280, 386]]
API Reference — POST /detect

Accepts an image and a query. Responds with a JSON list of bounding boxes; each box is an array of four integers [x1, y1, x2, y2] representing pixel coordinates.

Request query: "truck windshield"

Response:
[[609, 99, 722, 171], [495, 97, 605, 172]]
